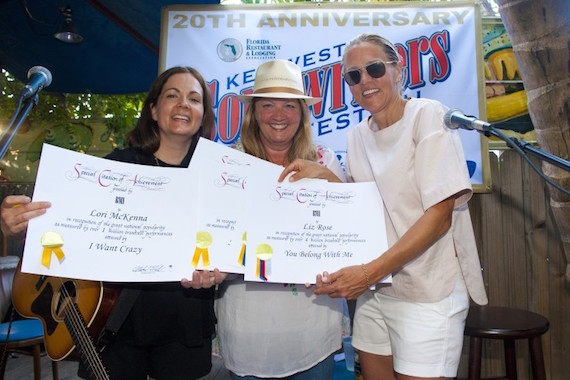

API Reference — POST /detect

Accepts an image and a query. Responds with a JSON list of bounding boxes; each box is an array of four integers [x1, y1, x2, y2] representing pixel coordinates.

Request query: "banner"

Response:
[[159, 2, 490, 190]]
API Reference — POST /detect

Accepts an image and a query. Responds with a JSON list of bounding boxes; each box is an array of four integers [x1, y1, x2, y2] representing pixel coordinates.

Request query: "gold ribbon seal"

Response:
[[40, 232, 65, 268], [192, 231, 212, 268]]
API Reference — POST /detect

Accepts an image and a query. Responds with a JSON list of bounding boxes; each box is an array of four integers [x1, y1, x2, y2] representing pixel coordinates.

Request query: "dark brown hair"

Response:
[[126, 66, 215, 153]]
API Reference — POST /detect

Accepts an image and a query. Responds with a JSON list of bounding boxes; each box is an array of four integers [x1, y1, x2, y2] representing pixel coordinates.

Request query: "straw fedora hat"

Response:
[[236, 59, 321, 105]]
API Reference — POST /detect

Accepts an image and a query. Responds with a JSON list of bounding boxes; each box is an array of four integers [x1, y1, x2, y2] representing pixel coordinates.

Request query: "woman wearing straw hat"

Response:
[[215, 59, 347, 379]]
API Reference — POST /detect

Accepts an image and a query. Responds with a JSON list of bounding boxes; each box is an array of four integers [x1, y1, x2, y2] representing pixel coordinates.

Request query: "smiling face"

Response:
[[253, 98, 302, 151], [151, 73, 204, 142], [343, 42, 402, 116]]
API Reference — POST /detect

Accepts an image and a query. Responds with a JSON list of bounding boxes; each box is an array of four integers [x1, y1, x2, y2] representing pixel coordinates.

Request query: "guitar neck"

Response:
[[63, 300, 110, 380]]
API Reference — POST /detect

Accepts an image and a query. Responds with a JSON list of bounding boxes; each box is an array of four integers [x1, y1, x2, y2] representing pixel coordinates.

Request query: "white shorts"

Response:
[[352, 273, 469, 377]]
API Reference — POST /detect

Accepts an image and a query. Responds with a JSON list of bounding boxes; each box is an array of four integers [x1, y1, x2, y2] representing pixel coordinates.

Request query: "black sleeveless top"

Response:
[[98, 145, 216, 379]]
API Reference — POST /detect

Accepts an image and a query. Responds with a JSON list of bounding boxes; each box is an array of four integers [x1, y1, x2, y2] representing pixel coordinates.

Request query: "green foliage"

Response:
[[0, 69, 146, 151], [98, 94, 144, 149]]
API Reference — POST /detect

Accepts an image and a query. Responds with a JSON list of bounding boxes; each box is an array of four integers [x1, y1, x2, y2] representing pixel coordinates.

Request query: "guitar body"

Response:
[[11, 260, 120, 362]]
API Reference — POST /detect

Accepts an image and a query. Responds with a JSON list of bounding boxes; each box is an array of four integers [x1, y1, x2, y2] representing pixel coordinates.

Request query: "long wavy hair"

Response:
[[240, 98, 316, 163], [126, 66, 215, 154]]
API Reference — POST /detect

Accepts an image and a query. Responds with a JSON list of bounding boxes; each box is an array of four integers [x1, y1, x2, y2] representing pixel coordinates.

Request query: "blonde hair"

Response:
[[343, 33, 403, 93], [240, 98, 316, 163], [343, 33, 401, 64]]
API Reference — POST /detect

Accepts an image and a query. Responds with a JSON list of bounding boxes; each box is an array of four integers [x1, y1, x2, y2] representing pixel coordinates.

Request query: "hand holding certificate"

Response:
[[22, 140, 391, 285], [244, 162, 391, 285], [21, 144, 203, 282]]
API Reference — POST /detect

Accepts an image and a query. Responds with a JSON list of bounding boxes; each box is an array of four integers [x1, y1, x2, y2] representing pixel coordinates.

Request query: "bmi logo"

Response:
[[217, 38, 243, 62]]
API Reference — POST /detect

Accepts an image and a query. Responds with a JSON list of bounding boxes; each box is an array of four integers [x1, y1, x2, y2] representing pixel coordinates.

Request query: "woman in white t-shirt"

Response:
[[215, 59, 346, 379], [280, 33, 488, 380]]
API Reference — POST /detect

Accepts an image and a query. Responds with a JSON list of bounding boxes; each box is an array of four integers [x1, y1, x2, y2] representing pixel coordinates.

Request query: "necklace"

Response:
[[154, 156, 161, 166]]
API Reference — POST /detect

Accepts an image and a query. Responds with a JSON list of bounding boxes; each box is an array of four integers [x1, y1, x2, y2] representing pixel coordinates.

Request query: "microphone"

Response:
[[20, 66, 52, 99], [444, 109, 491, 132]]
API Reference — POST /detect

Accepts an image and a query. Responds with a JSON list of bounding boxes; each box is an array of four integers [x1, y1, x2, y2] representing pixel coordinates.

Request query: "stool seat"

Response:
[[0, 319, 44, 341], [466, 305, 549, 339], [464, 305, 549, 380]]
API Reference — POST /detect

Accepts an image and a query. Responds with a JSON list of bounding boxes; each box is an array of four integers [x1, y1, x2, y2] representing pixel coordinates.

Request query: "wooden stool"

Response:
[[464, 305, 549, 380]]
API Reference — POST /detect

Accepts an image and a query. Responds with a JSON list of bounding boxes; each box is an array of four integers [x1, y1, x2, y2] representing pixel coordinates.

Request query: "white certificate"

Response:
[[243, 161, 391, 285], [187, 138, 265, 274], [23, 141, 391, 285], [22, 143, 232, 282]]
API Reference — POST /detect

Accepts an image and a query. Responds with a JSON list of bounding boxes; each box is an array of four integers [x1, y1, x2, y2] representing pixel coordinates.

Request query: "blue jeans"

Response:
[[229, 353, 335, 380]]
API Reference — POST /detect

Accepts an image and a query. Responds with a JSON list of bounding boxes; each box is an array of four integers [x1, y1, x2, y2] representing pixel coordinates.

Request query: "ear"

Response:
[[150, 103, 158, 122], [394, 62, 403, 83]]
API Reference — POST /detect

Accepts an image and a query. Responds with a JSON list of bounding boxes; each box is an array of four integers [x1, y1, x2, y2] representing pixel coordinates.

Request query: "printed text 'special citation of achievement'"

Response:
[[22, 143, 202, 282], [23, 141, 391, 285], [243, 151, 391, 285]]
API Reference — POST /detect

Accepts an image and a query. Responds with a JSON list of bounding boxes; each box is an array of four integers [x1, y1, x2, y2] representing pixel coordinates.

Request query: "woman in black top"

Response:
[[95, 66, 226, 380], [1, 66, 226, 379]]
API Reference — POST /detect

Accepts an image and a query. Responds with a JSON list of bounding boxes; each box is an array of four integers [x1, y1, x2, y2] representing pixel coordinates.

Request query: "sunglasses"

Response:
[[343, 61, 397, 86]]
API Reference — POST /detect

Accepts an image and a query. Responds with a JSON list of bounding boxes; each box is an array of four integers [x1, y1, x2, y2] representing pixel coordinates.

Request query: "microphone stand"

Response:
[[508, 137, 570, 172], [484, 127, 570, 172], [483, 126, 570, 196], [0, 94, 39, 161]]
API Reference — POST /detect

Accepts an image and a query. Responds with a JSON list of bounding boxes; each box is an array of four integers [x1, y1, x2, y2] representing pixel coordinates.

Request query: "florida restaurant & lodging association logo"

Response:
[[217, 38, 243, 62]]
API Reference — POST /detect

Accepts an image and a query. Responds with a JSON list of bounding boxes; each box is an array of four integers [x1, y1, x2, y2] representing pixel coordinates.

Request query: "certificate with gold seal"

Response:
[[187, 138, 267, 274], [23, 141, 391, 284], [21, 143, 244, 282], [243, 160, 391, 285]]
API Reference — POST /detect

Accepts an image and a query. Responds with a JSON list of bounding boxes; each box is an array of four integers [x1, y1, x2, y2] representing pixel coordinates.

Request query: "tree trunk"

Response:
[[497, 0, 570, 286]]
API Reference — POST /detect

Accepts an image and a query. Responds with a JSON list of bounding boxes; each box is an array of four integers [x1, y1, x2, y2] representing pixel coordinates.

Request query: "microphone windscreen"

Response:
[[443, 108, 462, 129], [27, 66, 53, 88]]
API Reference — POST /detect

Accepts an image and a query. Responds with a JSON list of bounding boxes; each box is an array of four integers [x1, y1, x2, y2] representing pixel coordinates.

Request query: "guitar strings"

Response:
[[58, 280, 108, 380], [58, 279, 109, 380], [57, 279, 110, 380]]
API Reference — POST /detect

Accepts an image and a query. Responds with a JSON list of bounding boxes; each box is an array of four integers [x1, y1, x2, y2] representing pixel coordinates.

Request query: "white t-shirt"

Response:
[[346, 98, 487, 304], [215, 145, 348, 377]]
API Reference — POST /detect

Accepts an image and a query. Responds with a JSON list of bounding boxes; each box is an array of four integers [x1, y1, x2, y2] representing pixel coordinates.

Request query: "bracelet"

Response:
[[361, 263, 371, 288]]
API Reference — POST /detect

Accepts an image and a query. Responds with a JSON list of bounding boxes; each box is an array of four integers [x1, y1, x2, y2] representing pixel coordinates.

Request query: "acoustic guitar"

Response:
[[11, 260, 119, 380]]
